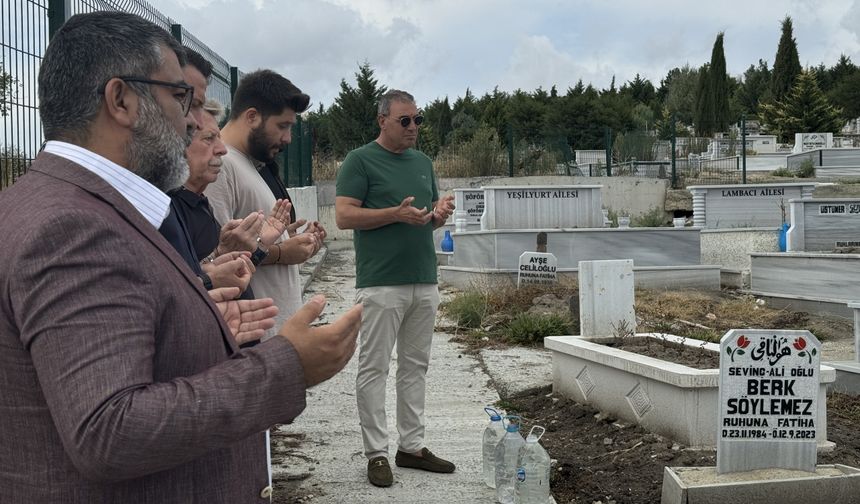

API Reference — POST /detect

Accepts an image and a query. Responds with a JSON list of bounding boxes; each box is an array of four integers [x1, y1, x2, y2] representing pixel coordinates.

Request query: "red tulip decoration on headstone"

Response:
[[793, 336, 817, 364], [726, 334, 750, 362]]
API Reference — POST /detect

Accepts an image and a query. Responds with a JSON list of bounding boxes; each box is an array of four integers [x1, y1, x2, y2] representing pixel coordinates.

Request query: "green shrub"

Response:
[[770, 167, 794, 177], [503, 313, 574, 345], [797, 159, 815, 178], [605, 207, 620, 227], [443, 291, 488, 328], [632, 206, 668, 227]]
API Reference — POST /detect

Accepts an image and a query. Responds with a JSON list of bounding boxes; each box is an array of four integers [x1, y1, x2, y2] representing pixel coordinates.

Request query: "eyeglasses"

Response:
[[395, 115, 424, 128], [100, 76, 195, 116]]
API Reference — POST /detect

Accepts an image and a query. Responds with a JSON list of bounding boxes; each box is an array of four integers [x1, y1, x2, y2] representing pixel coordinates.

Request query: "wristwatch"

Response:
[[250, 245, 269, 266]]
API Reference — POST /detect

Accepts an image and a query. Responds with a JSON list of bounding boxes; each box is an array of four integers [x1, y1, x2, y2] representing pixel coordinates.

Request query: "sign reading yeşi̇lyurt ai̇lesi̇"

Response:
[[517, 252, 557, 288], [717, 329, 820, 474]]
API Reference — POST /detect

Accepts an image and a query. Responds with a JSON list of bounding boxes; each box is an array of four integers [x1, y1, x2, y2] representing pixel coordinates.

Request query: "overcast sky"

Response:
[[148, 0, 860, 109]]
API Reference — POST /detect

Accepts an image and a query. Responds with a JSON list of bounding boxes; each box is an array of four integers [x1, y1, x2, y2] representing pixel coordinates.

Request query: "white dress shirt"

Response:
[[43, 140, 170, 229]]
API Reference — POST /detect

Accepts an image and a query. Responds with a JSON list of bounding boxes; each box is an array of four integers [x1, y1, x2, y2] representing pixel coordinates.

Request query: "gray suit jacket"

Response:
[[0, 153, 307, 503]]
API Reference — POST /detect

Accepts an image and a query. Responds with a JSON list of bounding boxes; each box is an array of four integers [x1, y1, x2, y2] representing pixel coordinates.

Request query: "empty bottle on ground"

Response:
[[514, 426, 551, 504], [494, 415, 525, 504], [482, 407, 505, 488]]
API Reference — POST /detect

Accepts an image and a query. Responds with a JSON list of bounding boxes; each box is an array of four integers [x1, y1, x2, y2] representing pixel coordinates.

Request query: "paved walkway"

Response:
[[274, 245, 513, 503]]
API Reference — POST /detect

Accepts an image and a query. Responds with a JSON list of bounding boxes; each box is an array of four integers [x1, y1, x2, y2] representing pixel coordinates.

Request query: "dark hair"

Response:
[[229, 69, 310, 120], [39, 11, 185, 142], [183, 48, 213, 81]]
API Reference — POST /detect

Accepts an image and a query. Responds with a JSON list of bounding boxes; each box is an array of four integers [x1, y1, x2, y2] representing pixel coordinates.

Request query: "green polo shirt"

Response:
[[336, 141, 439, 289]]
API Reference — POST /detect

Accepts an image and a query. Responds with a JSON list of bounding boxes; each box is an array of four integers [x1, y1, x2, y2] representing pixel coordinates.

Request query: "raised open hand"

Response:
[[279, 295, 362, 387], [394, 196, 432, 227], [208, 288, 279, 345], [260, 199, 292, 246]]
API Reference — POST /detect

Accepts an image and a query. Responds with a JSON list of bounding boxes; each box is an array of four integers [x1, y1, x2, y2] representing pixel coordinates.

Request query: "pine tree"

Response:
[[327, 62, 387, 156], [771, 16, 802, 102], [736, 60, 772, 114], [422, 97, 453, 154], [661, 65, 700, 126], [759, 70, 843, 142]]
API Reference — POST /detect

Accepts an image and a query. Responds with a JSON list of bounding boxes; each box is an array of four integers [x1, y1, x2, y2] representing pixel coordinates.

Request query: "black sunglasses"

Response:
[[100, 76, 195, 116], [396, 115, 424, 127]]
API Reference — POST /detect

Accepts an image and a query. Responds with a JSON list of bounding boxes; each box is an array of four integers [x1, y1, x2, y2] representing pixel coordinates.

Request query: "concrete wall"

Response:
[[750, 252, 860, 304], [289, 186, 318, 223], [452, 228, 701, 269], [700, 228, 779, 270], [316, 176, 668, 242]]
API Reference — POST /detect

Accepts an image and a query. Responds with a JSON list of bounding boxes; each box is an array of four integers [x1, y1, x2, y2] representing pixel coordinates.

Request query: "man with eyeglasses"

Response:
[[0, 11, 361, 502], [335, 89, 456, 488]]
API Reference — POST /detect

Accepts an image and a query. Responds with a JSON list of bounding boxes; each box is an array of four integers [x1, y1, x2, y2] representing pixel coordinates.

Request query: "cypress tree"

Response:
[[694, 63, 712, 136], [771, 16, 802, 102], [709, 32, 730, 133]]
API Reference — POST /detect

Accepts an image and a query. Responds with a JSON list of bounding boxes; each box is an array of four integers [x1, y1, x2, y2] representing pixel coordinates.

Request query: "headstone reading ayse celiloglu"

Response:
[[517, 252, 557, 288], [718, 329, 821, 473]]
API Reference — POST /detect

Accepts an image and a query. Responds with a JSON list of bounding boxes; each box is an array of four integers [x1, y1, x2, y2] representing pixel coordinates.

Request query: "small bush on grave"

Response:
[[632, 206, 669, 227], [797, 159, 816, 178], [770, 167, 795, 177], [503, 313, 574, 345], [442, 291, 488, 329]]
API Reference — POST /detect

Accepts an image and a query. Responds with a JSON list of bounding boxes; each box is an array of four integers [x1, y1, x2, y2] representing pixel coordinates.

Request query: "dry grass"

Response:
[[444, 283, 851, 348], [441, 279, 578, 349], [635, 289, 811, 342], [829, 392, 860, 424], [312, 156, 339, 181]]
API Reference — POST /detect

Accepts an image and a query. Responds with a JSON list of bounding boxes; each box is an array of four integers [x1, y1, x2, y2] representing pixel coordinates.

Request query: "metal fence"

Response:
[[569, 117, 754, 188], [1, 0, 48, 187], [0, 0, 244, 189]]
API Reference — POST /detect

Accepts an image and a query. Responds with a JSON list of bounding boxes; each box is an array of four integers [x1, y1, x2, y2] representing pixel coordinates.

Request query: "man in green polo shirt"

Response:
[[335, 89, 456, 488]]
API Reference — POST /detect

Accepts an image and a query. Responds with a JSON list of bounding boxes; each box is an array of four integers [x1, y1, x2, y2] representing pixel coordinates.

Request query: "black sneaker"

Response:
[[394, 448, 456, 473], [367, 456, 393, 487]]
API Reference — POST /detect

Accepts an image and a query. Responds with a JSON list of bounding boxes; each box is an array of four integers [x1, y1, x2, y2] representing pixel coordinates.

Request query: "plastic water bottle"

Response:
[[514, 426, 551, 504], [482, 407, 505, 488], [494, 415, 525, 504]]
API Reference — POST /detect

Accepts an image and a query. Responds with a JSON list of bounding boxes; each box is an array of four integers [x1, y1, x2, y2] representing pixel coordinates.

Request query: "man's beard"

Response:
[[126, 95, 192, 192], [247, 124, 278, 163]]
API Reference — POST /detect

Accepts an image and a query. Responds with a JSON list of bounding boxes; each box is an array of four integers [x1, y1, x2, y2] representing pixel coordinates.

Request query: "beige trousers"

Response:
[[355, 284, 440, 459]]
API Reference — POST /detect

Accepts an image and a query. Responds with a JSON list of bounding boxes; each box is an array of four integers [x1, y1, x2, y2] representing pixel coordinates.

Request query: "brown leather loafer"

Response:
[[367, 456, 393, 487], [394, 447, 456, 473]]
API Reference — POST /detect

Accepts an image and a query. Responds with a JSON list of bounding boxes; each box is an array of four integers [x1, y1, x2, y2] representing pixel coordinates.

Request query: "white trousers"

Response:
[[355, 284, 439, 459]]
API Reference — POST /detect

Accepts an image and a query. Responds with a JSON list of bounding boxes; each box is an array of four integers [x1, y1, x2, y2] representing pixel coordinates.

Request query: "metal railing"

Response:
[[1, 0, 48, 187], [1, 0, 244, 189]]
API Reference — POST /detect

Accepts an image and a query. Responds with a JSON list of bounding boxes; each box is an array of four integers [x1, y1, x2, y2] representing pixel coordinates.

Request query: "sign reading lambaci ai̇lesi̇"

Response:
[[717, 329, 821, 474]]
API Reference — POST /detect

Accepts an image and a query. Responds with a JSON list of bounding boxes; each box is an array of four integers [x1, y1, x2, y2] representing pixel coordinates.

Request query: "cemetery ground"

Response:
[[272, 247, 860, 503], [442, 282, 860, 503]]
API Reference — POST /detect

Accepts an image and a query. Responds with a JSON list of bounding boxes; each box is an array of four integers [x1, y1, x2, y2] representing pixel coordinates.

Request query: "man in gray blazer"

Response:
[[0, 11, 360, 503]]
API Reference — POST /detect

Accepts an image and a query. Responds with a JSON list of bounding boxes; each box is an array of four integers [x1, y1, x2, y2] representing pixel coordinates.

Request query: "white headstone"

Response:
[[481, 185, 603, 230], [787, 198, 860, 251], [688, 183, 817, 228], [453, 189, 484, 224], [517, 252, 558, 288], [793, 132, 833, 153], [718, 329, 821, 474], [578, 260, 635, 338]]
